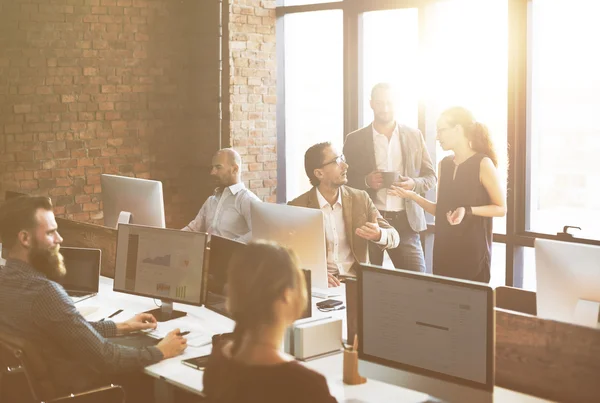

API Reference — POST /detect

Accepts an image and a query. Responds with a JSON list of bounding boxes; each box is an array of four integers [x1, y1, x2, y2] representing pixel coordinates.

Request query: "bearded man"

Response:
[[0, 196, 187, 401]]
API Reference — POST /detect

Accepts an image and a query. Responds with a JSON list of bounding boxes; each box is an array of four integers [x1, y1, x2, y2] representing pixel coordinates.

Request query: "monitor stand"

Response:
[[145, 301, 187, 323], [117, 211, 132, 226]]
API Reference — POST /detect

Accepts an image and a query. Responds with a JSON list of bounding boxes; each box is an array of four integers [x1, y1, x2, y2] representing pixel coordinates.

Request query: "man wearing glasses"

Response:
[[289, 142, 399, 287], [344, 83, 436, 273]]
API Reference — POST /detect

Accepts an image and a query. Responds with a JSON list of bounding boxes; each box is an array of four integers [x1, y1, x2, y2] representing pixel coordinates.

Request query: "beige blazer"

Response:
[[288, 186, 399, 270]]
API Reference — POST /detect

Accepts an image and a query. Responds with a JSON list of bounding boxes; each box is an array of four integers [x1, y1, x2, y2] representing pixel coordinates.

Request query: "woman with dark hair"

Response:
[[389, 107, 506, 282], [202, 241, 337, 403]]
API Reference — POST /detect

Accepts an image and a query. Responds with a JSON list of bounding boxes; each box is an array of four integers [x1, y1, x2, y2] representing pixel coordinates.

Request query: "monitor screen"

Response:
[[114, 224, 207, 306], [205, 235, 247, 318], [359, 265, 494, 390], [59, 247, 101, 293], [101, 174, 166, 229], [205, 235, 311, 319], [251, 202, 328, 290]]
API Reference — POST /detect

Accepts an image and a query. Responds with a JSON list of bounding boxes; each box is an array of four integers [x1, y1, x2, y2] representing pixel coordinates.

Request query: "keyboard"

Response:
[[69, 292, 96, 304], [144, 323, 213, 347], [312, 287, 342, 299]]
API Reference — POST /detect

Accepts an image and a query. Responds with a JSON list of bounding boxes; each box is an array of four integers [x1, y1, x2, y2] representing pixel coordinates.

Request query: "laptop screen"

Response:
[[59, 247, 101, 293]]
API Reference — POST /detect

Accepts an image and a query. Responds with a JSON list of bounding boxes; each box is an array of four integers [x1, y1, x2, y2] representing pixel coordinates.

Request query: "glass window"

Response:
[[360, 8, 419, 128], [284, 0, 341, 6], [424, 0, 508, 234], [490, 242, 506, 288], [528, 0, 600, 240], [284, 10, 343, 200], [521, 246, 536, 292]]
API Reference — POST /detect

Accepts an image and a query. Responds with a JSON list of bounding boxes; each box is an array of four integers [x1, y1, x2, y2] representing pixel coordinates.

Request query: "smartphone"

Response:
[[182, 354, 211, 370], [316, 299, 343, 309]]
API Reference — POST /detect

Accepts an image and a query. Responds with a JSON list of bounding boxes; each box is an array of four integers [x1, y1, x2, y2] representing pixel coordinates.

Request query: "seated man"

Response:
[[183, 148, 261, 242], [0, 196, 187, 398], [289, 142, 400, 287]]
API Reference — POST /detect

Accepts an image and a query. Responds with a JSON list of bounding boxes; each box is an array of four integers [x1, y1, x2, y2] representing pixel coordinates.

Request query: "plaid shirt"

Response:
[[0, 258, 163, 394]]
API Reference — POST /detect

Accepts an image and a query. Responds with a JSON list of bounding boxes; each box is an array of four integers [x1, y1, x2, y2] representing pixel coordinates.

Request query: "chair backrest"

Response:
[[495, 286, 537, 316], [0, 331, 56, 401]]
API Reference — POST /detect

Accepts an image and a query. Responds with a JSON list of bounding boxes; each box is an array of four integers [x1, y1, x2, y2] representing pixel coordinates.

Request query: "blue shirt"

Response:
[[0, 258, 163, 394]]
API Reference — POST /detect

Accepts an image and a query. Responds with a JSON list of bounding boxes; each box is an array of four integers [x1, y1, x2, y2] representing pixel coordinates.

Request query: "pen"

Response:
[[100, 309, 123, 322], [178, 331, 190, 336]]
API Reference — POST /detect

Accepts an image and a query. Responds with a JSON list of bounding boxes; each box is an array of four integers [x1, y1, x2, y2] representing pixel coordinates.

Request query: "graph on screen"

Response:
[[115, 224, 206, 305]]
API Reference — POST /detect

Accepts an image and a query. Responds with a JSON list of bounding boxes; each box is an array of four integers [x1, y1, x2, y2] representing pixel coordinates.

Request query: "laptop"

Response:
[[59, 247, 101, 303]]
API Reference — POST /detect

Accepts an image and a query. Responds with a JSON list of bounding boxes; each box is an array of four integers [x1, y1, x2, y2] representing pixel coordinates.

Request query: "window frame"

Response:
[[276, 0, 600, 289]]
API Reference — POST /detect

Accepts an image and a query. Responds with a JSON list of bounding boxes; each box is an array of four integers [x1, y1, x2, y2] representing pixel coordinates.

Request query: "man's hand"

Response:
[[156, 329, 188, 359], [328, 273, 341, 288], [355, 212, 382, 242], [116, 313, 157, 335], [366, 170, 384, 190], [394, 176, 415, 191]]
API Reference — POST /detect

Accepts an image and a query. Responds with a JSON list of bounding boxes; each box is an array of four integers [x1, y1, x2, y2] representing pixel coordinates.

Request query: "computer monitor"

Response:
[[205, 234, 312, 319], [114, 223, 207, 322], [59, 247, 101, 296], [251, 202, 328, 291], [535, 238, 600, 327], [101, 174, 166, 229], [358, 264, 495, 391]]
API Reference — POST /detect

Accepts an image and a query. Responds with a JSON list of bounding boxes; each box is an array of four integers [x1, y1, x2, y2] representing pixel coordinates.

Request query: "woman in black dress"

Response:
[[389, 107, 506, 282]]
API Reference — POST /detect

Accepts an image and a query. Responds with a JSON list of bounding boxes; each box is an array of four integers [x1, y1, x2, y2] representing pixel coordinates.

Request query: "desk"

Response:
[[80, 277, 553, 403]]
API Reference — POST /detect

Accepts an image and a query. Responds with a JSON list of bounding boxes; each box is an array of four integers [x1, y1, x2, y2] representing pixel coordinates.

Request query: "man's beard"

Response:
[[29, 242, 66, 281]]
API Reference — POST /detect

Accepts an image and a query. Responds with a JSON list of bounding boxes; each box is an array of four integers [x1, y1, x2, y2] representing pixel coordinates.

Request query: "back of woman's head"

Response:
[[227, 241, 307, 348], [441, 106, 498, 167]]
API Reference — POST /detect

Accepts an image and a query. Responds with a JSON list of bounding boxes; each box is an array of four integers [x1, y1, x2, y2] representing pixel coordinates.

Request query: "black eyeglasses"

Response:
[[321, 154, 346, 168]]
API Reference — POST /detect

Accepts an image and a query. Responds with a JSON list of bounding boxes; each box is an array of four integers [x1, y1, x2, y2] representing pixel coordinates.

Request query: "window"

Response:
[[284, 0, 341, 6], [360, 9, 419, 128], [490, 243, 506, 288], [424, 0, 508, 234], [528, 0, 600, 240], [284, 10, 343, 200]]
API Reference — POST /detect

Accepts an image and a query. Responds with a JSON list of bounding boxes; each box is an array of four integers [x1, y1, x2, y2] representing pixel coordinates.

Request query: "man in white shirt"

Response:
[[344, 83, 436, 272], [183, 148, 260, 242], [289, 142, 400, 287]]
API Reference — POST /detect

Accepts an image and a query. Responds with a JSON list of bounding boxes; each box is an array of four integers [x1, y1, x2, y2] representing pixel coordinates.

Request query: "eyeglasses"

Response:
[[321, 154, 346, 168]]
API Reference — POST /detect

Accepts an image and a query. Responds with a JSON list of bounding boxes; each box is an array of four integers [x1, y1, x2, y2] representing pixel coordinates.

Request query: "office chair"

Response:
[[0, 331, 125, 403], [495, 286, 537, 316]]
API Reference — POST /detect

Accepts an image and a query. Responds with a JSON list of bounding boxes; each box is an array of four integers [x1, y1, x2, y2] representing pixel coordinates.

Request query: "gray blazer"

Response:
[[343, 124, 437, 233]]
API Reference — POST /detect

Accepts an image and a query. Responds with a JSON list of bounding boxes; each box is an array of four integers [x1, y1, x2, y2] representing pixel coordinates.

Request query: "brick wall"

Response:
[[0, 0, 221, 228], [226, 0, 277, 202]]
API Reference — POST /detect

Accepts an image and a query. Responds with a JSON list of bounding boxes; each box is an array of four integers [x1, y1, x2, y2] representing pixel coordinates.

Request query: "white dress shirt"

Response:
[[316, 188, 389, 276], [372, 124, 404, 212], [182, 182, 260, 243]]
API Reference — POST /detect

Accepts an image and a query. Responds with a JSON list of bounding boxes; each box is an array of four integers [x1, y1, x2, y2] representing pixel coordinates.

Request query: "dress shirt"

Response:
[[182, 182, 260, 243], [316, 188, 388, 276], [0, 259, 163, 395], [372, 124, 404, 212]]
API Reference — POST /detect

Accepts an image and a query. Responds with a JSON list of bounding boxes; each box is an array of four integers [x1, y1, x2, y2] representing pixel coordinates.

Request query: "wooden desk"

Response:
[[496, 308, 600, 403], [79, 278, 556, 403]]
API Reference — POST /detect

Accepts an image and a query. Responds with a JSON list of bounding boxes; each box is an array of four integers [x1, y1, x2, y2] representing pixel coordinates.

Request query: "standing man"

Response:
[[344, 83, 436, 272], [183, 148, 261, 242], [289, 142, 399, 287]]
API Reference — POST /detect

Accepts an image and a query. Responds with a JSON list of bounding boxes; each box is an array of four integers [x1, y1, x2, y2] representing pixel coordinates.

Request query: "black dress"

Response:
[[433, 153, 492, 283]]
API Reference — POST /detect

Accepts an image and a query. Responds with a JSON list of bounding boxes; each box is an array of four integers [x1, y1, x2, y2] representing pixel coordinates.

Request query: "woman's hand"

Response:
[[446, 207, 466, 225], [388, 184, 416, 199]]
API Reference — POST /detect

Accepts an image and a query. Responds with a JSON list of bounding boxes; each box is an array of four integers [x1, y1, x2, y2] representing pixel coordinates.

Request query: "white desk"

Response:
[[79, 277, 553, 403]]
